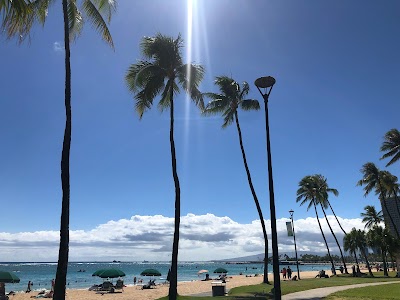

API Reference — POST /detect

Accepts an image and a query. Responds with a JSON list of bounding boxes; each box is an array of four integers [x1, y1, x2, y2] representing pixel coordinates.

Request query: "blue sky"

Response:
[[0, 1, 399, 261]]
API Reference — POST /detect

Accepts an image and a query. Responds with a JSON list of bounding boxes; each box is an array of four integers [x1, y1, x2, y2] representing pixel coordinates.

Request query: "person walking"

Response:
[[26, 281, 32, 293], [51, 279, 55, 292]]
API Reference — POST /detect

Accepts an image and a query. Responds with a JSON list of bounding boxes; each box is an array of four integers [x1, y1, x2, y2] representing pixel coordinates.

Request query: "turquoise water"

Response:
[[0, 261, 329, 292]]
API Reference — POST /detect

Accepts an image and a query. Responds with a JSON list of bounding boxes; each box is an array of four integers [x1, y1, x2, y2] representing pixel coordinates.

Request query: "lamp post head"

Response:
[[289, 209, 294, 217], [255, 76, 276, 89]]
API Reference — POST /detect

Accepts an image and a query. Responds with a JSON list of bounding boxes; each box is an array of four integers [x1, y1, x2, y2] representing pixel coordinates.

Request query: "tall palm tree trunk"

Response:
[[381, 249, 388, 276], [168, 86, 181, 300], [54, 1, 71, 299], [314, 204, 336, 275], [392, 193, 400, 228], [320, 206, 347, 274], [352, 250, 359, 268], [361, 248, 374, 276], [234, 112, 269, 284], [327, 200, 347, 235]]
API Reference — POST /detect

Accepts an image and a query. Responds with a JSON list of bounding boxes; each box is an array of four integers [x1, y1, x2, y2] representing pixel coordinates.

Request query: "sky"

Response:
[[0, 0, 399, 262]]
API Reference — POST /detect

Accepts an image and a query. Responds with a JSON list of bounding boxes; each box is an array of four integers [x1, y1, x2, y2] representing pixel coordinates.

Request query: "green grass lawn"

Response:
[[156, 272, 400, 300], [326, 281, 400, 300]]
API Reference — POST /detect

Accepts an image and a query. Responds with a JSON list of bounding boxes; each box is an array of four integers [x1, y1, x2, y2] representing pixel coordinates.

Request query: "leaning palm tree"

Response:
[[361, 205, 384, 229], [2, 1, 116, 299], [203, 76, 270, 283], [296, 175, 336, 275], [125, 34, 204, 300], [357, 162, 400, 238], [380, 128, 400, 167], [313, 175, 348, 274]]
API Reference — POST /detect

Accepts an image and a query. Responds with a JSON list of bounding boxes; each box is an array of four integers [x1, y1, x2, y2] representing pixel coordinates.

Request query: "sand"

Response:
[[8, 271, 322, 300]]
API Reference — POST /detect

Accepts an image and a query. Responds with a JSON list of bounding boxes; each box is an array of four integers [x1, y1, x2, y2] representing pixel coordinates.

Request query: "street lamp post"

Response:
[[289, 209, 301, 280], [254, 76, 281, 299]]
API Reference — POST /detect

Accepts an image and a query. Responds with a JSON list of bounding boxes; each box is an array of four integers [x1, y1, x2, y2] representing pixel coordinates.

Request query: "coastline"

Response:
[[9, 271, 323, 300]]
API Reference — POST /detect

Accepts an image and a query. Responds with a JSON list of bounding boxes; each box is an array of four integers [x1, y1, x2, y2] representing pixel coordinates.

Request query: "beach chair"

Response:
[[100, 281, 113, 292]]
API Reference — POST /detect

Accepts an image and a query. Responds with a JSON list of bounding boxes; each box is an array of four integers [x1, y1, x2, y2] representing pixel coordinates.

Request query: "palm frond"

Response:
[[203, 96, 228, 116], [222, 109, 235, 128], [82, 0, 114, 48], [240, 81, 250, 98], [240, 99, 260, 111], [125, 61, 165, 92], [157, 80, 173, 111], [380, 128, 400, 167], [90, 0, 116, 22], [177, 63, 205, 110], [67, 0, 83, 41]]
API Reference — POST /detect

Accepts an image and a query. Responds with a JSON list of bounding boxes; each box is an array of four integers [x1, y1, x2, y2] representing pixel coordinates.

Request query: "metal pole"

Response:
[[260, 87, 281, 299], [290, 210, 300, 280]]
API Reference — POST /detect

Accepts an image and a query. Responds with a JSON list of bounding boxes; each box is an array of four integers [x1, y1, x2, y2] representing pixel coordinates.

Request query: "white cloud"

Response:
[[0, 214, 365, 262], [53, 42, 63, 52]]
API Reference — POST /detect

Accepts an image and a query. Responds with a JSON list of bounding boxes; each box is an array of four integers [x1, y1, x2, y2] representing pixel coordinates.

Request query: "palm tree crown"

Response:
[[380, 128, 400, 167], [203, 76, 259, 126], [126, 33, 204, 117], [360, 205, 383, 229], [2, 0, 115, 45]]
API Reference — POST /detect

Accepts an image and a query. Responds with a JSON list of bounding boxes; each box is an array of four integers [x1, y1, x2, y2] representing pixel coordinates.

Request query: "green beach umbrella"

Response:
[[0, 271, 20, 283], [95, 269, 126, 278], [92, 269, 108, 276], [140, 269, 161, 277], [213, 268, 228, 274]]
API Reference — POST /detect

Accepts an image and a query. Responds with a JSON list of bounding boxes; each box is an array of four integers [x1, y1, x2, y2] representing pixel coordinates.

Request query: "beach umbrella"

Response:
[[140, 269, 161, 277], [213, 268, 228, 274], [95, 269, 126, 278], [197, 269, 209, 275], [92, 269, 108, 276], [0, 271, 20, 283]]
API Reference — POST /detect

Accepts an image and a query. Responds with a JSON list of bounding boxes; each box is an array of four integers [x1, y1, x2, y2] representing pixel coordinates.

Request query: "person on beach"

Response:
[[281, 267, 287, 279], [51, 279, 55, 292], [287, 266, 292, 279], [133, 276, 137, 285], [26, 281, 32, 293]]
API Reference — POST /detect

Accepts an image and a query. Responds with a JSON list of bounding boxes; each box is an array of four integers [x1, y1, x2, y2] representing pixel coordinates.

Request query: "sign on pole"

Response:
[[286, 221, 293, 237]]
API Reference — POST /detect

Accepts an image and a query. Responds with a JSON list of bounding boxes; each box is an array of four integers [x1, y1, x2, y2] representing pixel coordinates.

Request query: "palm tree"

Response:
[[357, 162, 400, 238], [125, 34, 204, 300], [203, 76, 270, 283], [2, 2, 116, 299], [361, 205, 383, 229], [367, 226, 390, 276], [296, 175, 336, 275], [313, 175, 348, 274], [354, 229, 374, 276], [343, 228, 360, 269], [380, 128, 400, 167]]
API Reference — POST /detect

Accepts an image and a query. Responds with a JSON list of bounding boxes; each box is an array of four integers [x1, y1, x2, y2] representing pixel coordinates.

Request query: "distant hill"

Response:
[[214, 250, 341, 262]]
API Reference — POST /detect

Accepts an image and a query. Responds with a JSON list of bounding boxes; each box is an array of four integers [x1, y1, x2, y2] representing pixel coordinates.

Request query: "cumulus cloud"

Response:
[[0, 214, 364, 262]]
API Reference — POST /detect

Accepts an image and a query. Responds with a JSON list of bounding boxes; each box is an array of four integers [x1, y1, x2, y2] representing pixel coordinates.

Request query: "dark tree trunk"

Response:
[[168, 84, 181, 300], [54, 1, 71, 299], [361, 248, 374, 276], [321, 205, 348, 274], [314, 204, 336, 275], [381, 250, 388, 276], [234, 112, 269, 284], [327, 200, 347, 235]]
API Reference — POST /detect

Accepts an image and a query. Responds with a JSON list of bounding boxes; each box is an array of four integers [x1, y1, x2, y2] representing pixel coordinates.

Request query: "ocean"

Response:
[[0, 261, 330, 293]]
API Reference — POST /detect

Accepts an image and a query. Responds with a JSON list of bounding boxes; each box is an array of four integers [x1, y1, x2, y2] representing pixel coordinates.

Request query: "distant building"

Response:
[[382, 197, 400, 275]]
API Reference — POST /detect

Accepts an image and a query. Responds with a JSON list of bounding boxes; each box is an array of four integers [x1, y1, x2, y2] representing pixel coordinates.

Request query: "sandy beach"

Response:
[[9, 271, 322, 300]]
